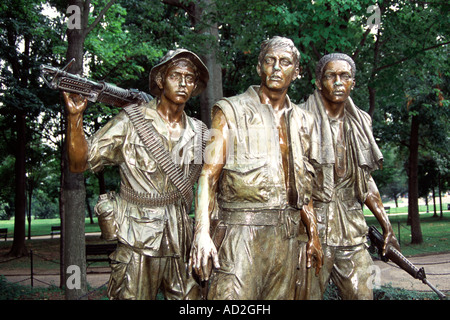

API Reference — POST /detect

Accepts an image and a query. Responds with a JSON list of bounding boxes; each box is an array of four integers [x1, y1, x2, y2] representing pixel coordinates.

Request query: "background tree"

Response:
[[0, 0, 65, 256], [372, 146, 408, 207], [49, 0, 117, 299]]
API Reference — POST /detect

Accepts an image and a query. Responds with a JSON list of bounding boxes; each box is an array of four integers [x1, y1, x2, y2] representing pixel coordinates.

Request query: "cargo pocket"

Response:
[[126, 206, 165, 250], [108, 244, 133, 299], [219, 159, 269, 203]]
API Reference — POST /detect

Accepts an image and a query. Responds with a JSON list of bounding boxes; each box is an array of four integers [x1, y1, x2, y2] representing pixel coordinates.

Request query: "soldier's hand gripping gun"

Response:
[[40, 58, 152, 107], [368, 226, 447, 300]]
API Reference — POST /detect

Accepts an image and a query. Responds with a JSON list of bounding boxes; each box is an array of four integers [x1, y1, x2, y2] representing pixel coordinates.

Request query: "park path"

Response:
[[373, 251, 450, 297], [2, 251, 449, 299]]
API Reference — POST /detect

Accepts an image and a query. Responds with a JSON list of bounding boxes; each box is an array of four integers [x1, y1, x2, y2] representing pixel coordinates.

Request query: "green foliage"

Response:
[[372, 145, 408, 201], [31, 189, 59, 219], [0, 275, 34, 300], [324, 281, 441, 300], [373, 284, 440, 300], [0, 275, 74, 300]]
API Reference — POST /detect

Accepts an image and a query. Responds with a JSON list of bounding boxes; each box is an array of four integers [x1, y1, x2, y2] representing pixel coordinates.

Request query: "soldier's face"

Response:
[[258, 47, 299, 92], [161, 61, 197, 105], [319, 60, 355, 104]]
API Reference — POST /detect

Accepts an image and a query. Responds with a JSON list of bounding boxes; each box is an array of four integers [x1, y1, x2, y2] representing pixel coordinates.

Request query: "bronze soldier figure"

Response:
[[301, 53, 400, 300], [189, 36, 323, 300], [63, 49, 209, 300]]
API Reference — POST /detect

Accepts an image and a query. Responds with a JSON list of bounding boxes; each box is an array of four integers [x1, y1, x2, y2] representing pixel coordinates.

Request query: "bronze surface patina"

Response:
[[189, 36, 323, 300], [63, 49, 209, 300], [301, 53, 400, 300]]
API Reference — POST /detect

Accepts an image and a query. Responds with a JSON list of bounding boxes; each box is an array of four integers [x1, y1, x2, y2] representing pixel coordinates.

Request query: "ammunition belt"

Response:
[[120, 183, 180, 207], [123, 104, 207, 210]]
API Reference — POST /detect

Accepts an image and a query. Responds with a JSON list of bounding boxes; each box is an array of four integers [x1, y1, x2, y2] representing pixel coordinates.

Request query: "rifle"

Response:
[[40, 58, 152, 107], [368, 225, 447, 300]]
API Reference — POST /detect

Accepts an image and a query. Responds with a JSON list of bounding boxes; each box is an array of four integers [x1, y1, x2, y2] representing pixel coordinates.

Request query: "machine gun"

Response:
[[368, 225, 447, 300], [40, 58, 152, 107]]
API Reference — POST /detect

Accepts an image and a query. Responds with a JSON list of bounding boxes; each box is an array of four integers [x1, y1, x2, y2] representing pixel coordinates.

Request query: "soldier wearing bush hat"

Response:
[[149, 48, 209, 98], [62, 48, 209, 300]]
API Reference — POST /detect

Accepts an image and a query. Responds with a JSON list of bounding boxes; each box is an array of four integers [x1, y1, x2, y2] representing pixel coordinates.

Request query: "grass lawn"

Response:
[[0, 218, 100, 238], [364, 210, 449, 257], [0, 218, 103, 271]]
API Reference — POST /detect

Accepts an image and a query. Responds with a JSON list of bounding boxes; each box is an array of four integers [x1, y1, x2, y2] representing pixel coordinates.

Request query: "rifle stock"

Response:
[[368, 225, 447, 300], [40, 58, 152, 107]]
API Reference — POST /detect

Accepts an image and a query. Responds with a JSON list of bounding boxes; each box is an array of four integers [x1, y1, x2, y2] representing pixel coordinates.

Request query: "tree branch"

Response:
[[352, 27, 372, 60], [162, 0, 197, 26], [85, 0, 117, 36], [310, 41, 321, 61], [82, 0, 91, 31], [375, 41, 450, 73]]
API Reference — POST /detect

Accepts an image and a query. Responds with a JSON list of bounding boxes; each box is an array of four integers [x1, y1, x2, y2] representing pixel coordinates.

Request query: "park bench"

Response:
[[85, 243, 117, 263], [0, 228, 7, 241], [384, 206, 391, 213], [50, 225, 61, 238]]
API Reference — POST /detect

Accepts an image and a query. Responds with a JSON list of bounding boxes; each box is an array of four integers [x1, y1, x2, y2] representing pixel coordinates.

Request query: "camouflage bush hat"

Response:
[[149, 49, 210, 97]]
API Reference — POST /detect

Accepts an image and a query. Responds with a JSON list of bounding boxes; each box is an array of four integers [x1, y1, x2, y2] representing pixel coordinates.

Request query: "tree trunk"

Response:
[[408, 115, 423, 244], [62, 151, 87, 300], [6, 20, 30, 258], [438, 172, 443, 219], [59, 113, 65, 289], [199, 49, 223, 128], [27, 184, 33, 239], [163, 0, 223, 127], [97, 171, 106, 195], [367, 28, 381, 118], [368, 86, 376, 118], [195, 0, 223, 127], [85, 178, 94, 224], [432, 186, 437, 217], [63, 2, 88, 299], [62, 0, 116, 299], [8, 111, 28, 257]]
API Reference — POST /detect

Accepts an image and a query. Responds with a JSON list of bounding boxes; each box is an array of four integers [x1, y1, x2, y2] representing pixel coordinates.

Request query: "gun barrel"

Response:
[[423, 278, 447, 300]]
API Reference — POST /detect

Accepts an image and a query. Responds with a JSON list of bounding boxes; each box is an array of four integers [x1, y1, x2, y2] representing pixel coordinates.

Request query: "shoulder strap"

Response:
[[123, 104, 206, 211]]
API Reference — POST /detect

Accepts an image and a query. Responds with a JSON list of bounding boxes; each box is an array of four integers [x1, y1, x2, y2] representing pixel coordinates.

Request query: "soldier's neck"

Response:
[[259, 85, 288, 111], [322, 99, 346, 120], [157, 98, 185, 127]]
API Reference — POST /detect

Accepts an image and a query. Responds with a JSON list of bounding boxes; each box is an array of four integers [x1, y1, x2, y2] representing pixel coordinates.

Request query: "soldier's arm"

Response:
[[189, 108, 228, 281], [63, 92, 89, 173], [300, 200, 323, 275], [299, 108, 323, 274], [364, 176, 400, 254]]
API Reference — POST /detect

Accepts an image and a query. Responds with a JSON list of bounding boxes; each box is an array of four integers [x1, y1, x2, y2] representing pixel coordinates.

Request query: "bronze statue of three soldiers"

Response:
[[63, 36, 399, 300]]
